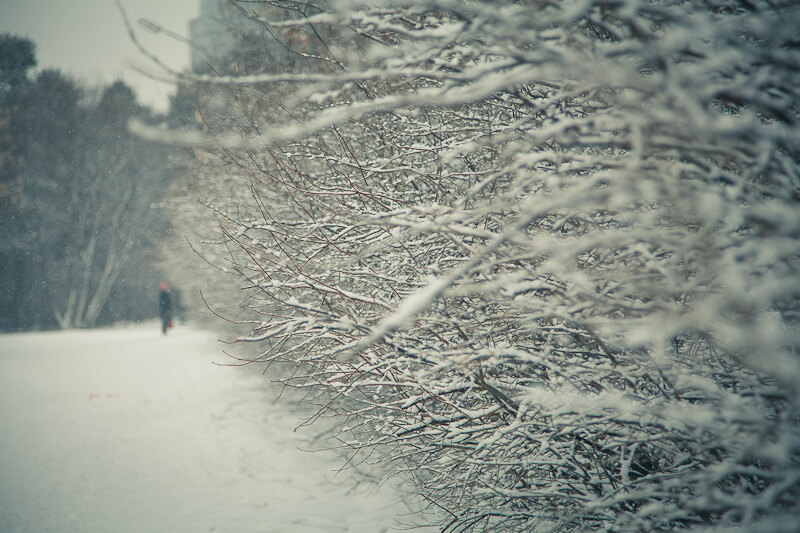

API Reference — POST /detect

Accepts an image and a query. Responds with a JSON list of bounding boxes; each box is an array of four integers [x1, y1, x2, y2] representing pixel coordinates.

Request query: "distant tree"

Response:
[[0, 34, 36, 216], [0, 34, 38, 330], [47, 79, 170, 329], [0, 34, 36, 90], [95, 80, 139, 126], [0, 66, 83, 329], [166, 83, 197, 128]]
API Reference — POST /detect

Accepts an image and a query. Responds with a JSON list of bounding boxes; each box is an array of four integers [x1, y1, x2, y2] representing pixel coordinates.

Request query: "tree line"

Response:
[[0, 34, 186, 331]]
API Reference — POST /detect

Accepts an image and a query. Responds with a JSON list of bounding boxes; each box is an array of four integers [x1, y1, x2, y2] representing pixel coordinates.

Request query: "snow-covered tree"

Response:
[[151, 0, 800, 530]]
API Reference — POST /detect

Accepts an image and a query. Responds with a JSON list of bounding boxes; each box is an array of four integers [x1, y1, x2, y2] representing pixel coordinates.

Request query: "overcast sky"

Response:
[[0, 0, 199, 111]]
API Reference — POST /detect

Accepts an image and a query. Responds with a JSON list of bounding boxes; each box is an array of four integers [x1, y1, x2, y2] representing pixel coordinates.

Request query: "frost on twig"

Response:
[[171, 1, 800, 530]]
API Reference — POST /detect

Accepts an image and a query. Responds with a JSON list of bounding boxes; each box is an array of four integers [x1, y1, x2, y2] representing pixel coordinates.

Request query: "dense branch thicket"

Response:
[[165, 1, 800, 530]]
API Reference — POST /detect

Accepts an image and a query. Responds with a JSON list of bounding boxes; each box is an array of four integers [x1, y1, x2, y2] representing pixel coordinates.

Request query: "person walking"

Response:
[[158, 282, 173, 335]]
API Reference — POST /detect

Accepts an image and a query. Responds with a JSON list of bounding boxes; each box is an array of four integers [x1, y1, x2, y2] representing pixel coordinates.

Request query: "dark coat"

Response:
[[159, 290, 172, 319]]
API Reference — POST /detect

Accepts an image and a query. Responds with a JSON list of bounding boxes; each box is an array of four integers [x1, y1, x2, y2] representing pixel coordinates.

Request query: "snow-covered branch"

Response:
[[172, 0, 800, 530]]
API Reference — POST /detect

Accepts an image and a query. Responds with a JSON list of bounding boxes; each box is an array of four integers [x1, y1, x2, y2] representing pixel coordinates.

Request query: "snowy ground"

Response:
[[0, 322, 434, 533]]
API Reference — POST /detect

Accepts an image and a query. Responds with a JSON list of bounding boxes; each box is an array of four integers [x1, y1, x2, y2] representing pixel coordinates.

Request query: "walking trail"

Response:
[[0, 323, 433, 533]]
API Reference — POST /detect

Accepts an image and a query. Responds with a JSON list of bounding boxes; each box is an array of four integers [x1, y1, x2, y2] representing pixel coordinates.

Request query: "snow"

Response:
[[0, 323, 432, 533]]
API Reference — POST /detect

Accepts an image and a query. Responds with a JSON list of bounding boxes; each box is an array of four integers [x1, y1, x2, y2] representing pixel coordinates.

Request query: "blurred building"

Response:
[[189, 0, 251, 72], [189, 0, 320, 74]]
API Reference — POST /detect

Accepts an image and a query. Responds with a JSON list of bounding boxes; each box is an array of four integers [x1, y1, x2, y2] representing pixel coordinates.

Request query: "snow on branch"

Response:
[[174, 0, 800, 530]]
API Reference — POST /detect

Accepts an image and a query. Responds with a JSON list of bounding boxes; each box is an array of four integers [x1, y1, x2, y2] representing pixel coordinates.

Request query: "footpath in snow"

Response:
[[0, 322, 433, 533]]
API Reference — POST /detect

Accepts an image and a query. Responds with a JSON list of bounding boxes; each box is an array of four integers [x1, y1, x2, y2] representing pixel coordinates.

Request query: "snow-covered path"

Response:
[[0, 323, 430, 533]]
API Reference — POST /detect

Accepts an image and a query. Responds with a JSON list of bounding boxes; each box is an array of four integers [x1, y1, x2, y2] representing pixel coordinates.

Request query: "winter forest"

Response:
[[3, 0, 800, 531], [0, 33, 186, 330]]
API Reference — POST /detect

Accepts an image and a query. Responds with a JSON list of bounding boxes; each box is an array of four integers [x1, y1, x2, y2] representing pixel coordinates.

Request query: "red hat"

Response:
[[160, 282, 169, 291]]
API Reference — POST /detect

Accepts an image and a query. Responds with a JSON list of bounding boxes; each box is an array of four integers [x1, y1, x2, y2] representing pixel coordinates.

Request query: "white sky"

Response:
[[0, 0, 199, 112]]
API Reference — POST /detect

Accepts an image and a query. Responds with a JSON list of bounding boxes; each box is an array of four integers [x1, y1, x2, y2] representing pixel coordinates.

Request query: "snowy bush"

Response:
[[153, 0, 800, 530]]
